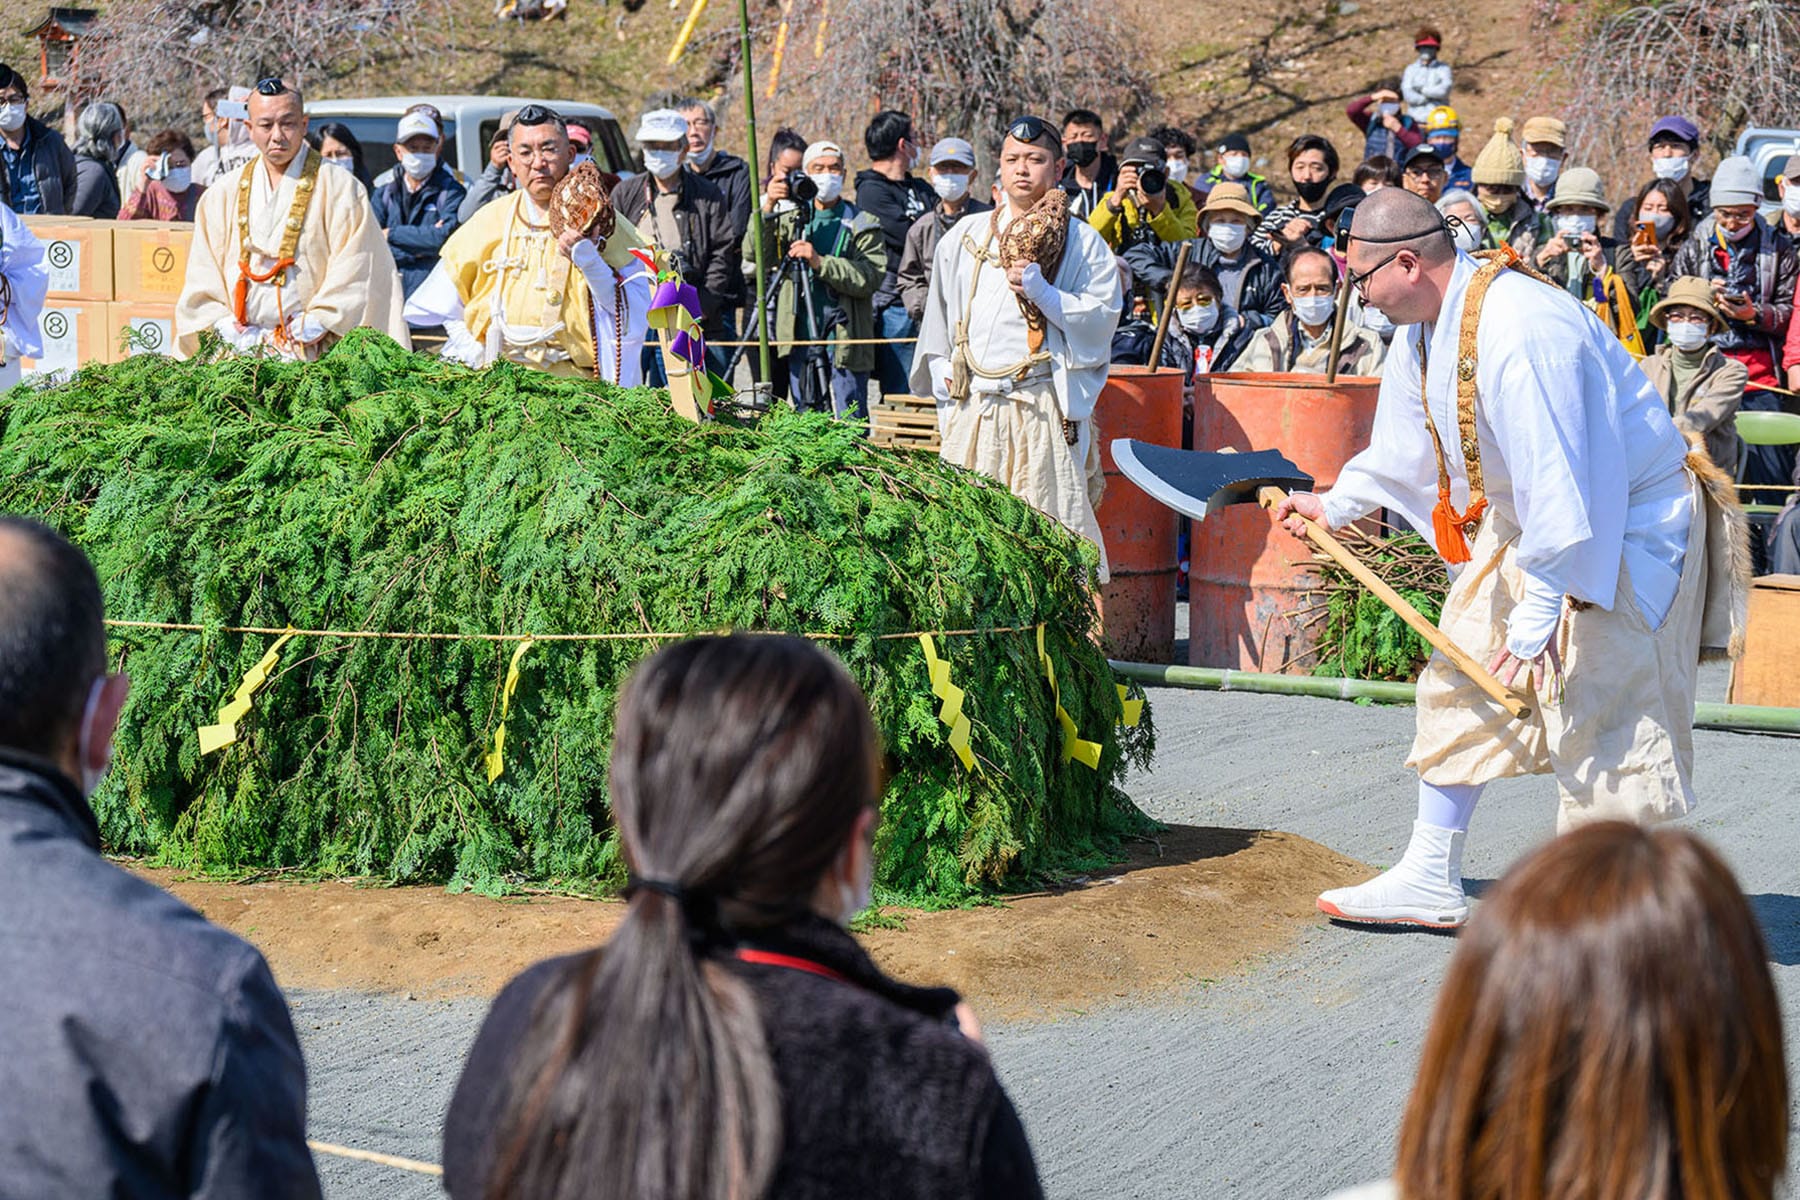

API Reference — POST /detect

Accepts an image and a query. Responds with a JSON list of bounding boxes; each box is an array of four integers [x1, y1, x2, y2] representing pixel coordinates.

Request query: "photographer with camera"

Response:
[[743, 139, 887, 419], [1090, 136, 1198, 253], [613, 108, 740, 384]]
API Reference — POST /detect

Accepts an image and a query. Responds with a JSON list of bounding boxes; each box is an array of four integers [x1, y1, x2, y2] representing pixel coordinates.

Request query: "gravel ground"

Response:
[[295, 658, 1800, 1198]]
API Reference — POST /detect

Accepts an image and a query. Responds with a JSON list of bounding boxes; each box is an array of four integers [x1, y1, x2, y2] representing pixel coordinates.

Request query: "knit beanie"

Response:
[[1471, 117, 1526, 188]]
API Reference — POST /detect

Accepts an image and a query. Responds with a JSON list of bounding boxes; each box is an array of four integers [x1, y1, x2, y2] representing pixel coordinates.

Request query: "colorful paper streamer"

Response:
[[647, 271, 732, 409], [1117, 684, 1143, 727], [484, 637, 535, 782], [198, 629, 297, 755], [1037, 624, 1102, 769], [918, 634, 976, 772]]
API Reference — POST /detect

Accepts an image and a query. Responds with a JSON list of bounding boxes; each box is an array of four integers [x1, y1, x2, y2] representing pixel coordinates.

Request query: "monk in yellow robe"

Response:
[[404, 105, 652, 382], [175, 79, 410, 360]]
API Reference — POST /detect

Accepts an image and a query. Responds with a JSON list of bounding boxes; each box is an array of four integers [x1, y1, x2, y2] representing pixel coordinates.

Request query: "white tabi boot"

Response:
[[1317, 820, 1470, 928]]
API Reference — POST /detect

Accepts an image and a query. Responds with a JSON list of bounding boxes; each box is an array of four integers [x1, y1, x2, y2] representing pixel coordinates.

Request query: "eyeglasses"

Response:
[[255, 77, 288, 97], [1346, 248, 1406, 302]]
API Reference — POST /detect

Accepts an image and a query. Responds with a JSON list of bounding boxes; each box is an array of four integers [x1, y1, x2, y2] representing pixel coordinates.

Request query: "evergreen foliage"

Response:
[[1310, 530, 1447, 681], [0, 332, 1154, 901]]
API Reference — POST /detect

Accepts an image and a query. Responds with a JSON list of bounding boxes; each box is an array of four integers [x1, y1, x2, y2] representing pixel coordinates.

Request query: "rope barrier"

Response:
[[309, 1140, 442, 1177], [104, 619, 1045, 643], [711, 336, 918, 347]]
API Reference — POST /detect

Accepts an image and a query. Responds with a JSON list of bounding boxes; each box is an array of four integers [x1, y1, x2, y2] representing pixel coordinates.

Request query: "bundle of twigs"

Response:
[[1299, 521, 1449, 681]]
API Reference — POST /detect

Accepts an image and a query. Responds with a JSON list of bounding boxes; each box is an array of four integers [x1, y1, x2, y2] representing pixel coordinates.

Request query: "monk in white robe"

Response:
[[176, 80, 410, 360], [0, 201, 48, 388], [404, 105, 651, 383], [1275, 188, 1746, 929], [911, 116, 1122, 580]]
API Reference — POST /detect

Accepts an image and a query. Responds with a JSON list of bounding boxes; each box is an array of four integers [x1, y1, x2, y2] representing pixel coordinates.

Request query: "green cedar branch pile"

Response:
[[1305, 524, 1447, 682], [0, 331, 1155, 901]]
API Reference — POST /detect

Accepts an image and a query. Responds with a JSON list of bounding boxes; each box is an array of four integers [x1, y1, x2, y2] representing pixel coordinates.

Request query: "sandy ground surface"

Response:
[[255, 659, 1800, 1198]]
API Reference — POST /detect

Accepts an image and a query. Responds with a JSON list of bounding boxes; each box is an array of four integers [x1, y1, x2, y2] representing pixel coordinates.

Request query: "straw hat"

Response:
[[1471, 118, 1525, 188], [1546, 167, 1609, 213], [1649, 276, 1726, 333], [1199, 181, 1260, 224]]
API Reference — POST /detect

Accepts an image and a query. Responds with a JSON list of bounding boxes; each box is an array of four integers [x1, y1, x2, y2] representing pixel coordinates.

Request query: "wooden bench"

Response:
[[869, 393, 940, 453]]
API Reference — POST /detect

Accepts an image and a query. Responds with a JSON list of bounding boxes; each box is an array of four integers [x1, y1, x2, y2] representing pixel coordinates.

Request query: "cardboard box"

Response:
[[1728, 575, 1800, 707], [23, 217, 115, 301], [112, 222, 194, 303], [21, 300, 112, 379], [106, 300, 178, 360]]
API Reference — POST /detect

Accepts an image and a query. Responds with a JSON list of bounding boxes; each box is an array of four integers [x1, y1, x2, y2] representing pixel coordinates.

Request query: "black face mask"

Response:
[[1066, 142, 1098, 168], [1295, 177, 1330, 205]]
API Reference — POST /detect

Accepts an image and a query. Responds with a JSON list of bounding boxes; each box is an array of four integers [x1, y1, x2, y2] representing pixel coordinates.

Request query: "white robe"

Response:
[[909, 200, 1122, 571], [1320, 251, 1693, 658], [0, 201, 49, 382]]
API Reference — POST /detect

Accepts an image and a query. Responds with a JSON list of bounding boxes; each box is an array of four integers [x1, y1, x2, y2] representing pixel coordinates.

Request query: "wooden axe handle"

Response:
[[1257, 486, 1533, 722]]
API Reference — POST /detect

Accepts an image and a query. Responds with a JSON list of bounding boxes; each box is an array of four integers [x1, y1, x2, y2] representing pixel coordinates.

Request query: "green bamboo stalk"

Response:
[[737, 0, 770, 381]]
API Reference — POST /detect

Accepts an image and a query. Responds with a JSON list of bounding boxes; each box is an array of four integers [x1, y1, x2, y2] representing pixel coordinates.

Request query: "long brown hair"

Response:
[[1396, 822, 1787, 1200], [489, 634, 882, 1200]]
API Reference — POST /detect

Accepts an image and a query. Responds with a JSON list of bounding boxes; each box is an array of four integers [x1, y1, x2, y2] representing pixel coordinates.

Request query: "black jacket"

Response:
[[443, 913, 1041, 1200], [853, 168, 938, 310], [1124, 235, 1287, 331], [613, 169, 741, 322], [0, 749, 319, 1198], [691, 149, 754, 248], [0, 115, 79, 214], [71, 152, 122, 218], [1669, 216, 1798, 361], [1059, 151, 1119, 221]]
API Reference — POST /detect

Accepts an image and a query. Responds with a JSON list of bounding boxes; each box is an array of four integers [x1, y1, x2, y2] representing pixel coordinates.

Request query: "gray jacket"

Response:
[[0, 750, 321, 1199]]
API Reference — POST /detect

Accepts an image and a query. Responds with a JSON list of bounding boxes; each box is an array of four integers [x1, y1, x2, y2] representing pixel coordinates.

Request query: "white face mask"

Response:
[[324, 154, 355, 172], [1724, 218, 1757, 243], [1665, 319, 1710, 351], [1450, 215, 1482, 252], [931, 171, 970, 202], [1221, 153, 1250, 180], [1207, 221, 1247, 254], [164, 166, 193, 193], [1165, 158, 1189, 184], [399, 151, 435, 181], [1554, 212, 1597, 239], [1652, 154, 1690, 182], [1524, 154, 1562, 186], [1378, 102, 1401, 117], [643, 148, 683, 180], [76, 677, 113, 797], [809, 171, 844, 204], [0, 102, 25, 133], [1784, 188, 1800, 216], [689, 135, 716, 167], [1645, 210, 1675, 235], [1361, 304, 1395, 333], [1178, 302, 1220, 335], [1292, 294, 1336, 328], [835, 842, 873, 927]]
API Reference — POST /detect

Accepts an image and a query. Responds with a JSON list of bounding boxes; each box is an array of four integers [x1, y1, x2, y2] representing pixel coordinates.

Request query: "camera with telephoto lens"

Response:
[[1135, 164, 1167, 196], [786, 169, 819, 203]]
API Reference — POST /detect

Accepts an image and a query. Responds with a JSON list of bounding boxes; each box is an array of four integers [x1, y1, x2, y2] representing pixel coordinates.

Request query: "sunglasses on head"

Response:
[[1007, 116, 1061, 150]]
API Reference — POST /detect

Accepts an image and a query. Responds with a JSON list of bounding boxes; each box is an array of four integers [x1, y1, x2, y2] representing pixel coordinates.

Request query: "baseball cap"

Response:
[[1647, 115, 1700, 147], [930, 137, 976, 168], [396, 111, 440, 142], [1217, 133, 1251, 155], [1119, 136, 1166, 166], [568, 123, 592, 149], [803, 140, 845, 168], [635, 108, 688, 143]]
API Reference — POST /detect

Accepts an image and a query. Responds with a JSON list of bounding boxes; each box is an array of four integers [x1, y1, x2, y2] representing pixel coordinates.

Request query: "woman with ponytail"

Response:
[[442, 634, 1042, 1200]]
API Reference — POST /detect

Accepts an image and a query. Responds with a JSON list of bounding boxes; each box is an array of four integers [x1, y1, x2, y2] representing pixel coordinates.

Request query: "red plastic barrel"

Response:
[[1096, 365, 1186, 663], [1188, 372, 1381, 672]]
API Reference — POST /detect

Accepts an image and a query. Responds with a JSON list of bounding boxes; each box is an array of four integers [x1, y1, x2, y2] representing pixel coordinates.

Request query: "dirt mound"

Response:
[[140, 825, 1366, 1019]]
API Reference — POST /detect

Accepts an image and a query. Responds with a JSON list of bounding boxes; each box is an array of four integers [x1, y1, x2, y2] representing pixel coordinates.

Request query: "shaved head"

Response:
[[1345, 186, 1462, 324], [1349, 186, 1455, 265]]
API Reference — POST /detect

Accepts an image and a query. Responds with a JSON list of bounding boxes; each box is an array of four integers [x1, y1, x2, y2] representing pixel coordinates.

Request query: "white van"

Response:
[[304, 95, 632, 183], [1732, 127, 1800, 215]]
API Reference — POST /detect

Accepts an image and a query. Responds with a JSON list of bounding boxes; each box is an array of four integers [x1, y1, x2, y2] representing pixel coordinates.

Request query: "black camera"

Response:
[[1136, 165, 1167, 196], [786, 169, 819, 203]]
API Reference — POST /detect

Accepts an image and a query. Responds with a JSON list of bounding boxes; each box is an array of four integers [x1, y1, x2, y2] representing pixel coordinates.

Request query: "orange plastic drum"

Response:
[[1188, 372, 1381, 672], [1096, 365, 1186, 662]]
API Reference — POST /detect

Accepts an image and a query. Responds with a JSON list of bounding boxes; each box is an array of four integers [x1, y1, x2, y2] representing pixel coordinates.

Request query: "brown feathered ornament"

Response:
[[548, 160, 616, 245], [998, 188, 1071, 352]]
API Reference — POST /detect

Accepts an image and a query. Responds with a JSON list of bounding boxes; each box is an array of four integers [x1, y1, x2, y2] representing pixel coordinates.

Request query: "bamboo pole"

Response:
[[1145, 240, 1190, 375], [737, 0, 770, 381], [1324, 250, 1354, 385]]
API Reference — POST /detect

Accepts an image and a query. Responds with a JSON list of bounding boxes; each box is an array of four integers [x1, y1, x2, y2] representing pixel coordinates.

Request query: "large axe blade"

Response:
[[1111, 438, 1533, 722]]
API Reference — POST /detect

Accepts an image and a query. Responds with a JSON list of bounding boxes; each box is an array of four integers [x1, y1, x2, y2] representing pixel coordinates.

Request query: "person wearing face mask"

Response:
[[614, 108, 740, 383], [676, 97, 751, 243], [747, 138, 886, 418], [1148, 124, 1207, 212], [1536, 167, 1643, 354], [1435, 189, 1487, 254], [1613, 178, 1692, 335], [1668, 155, 1799, 494], [1400, 27, 1453, 124], [1771, 152, 1800, 252], [0, 518, 322, 1199], [1517, 115, 1567, 213], [189, 86, 230, 185], [119, 129, 205, 221], [1423, 106, 1472, 191], [307, 121, 373, 191], [1253, 133, 1341, 255], [1169, 261, 1251, 376], [459, 111, 519, 223], [852, 110, 937, 400], [69, 100, 125, 219], [897, 137, 992, 325], [1237, 244, 1384, 374], [1091, 135, 1200, 255], [1347, 86, 1422, 168], [1125, 182, 1285, 346], [1202, 134, 1275, 214], [195, 85, 259, 189], [442, 635, 1040, 1200], [1637, 277, 1746, 473], [370, 110, 467, 298], [0, 64, 76, 215], [1467, 118, 1542, 264], [1610, 116, 1710, 245], [1055, 107, 1117, 220]]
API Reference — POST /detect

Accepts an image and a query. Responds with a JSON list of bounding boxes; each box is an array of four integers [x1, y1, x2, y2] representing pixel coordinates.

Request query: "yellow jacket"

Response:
[[1088, 183, 1199, 251]]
